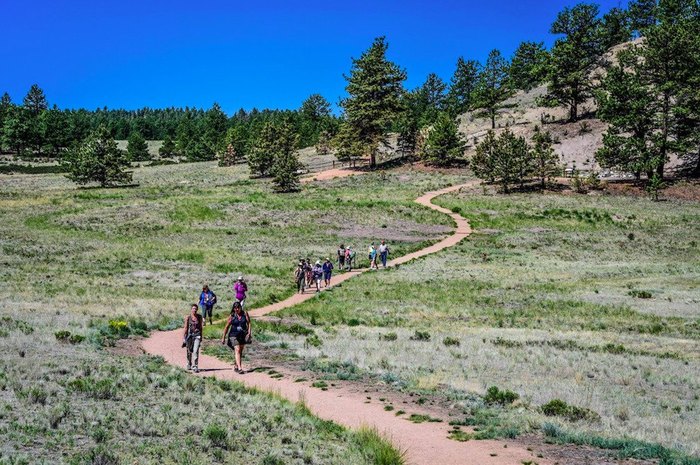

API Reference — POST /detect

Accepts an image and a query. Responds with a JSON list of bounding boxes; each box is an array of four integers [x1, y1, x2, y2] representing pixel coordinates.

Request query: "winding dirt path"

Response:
[[142, 178, 550, 465]]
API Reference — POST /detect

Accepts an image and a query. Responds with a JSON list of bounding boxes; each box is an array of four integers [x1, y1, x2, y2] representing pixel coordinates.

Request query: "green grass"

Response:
[[0, 162, 470, 463]]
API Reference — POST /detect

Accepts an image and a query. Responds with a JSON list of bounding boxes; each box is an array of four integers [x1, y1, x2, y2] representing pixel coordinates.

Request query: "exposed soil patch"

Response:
[[107, 335, 145, 356], [603, 179, 700, 202]]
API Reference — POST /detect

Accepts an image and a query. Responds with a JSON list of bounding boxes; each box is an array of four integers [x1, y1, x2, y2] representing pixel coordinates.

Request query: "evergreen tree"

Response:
[[396, 111, 420, 158], [300, 94, 332, 121], [271, 121, 302, 192], [63, 125, 133, 187], [446, 57, 480, 117], [127, 131, 150, 161], [159, 133, 176, 157], [509, 42, 550, 92], [0, 93, 12, 152], [224, 125, 248, 160], [339, 36, 407, 168], [333, 122, 365, 162], [596, 2, 700, 179], [628, 0, 658, 36], [218, 143, 238, 167], [248, 121, 278, 176], [420, 113, 465, 167], [473, 129, 532, 192], [530, 126, 561, 187], [1, 106, 31, 155], [41, 105, 69, 157], [202, 102, 228, 158], [414, 73, 448, 126], [23, 84, 48, 115], [315, 130, 332, 156], [473, 49, 513, 129], [548, 3, 605, 122], [599, 7, 633, 49]]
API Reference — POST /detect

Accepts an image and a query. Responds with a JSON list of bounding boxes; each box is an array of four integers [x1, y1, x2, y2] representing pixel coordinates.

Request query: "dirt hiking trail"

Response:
[[143, 177, 551, 465]]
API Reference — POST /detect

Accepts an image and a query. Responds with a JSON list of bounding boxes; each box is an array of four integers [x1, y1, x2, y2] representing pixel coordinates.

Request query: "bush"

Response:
[[483, 386, 519, 406], [55, 330, 71, 341], [305, 334, 323, 348], [354, 426, 406, 465], [381, 332, 398, 341], [541, 399, 600, 422], [443, 336, 460, 346], [629, 290, 653, 299], [203, 423, 228, 449], [409, 331, 431, 341]]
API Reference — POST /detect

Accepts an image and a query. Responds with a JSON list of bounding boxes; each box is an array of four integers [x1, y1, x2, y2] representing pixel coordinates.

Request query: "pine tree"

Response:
[[548, 3, 605, 122], [599, 7, 633, 49], [473, 129, 532, 192], [509, 42, 550, 92], [218, 143, 238, 167], [23, 84, 48, 115], [333, 122, 365, 163], [396, 111, 420, 158], [414, 73, 447, 126], [473, 49, 513, 129], [628, 0, 658, 36], [315, 130, 332, 156], [271, 121, 302, 192], [339, 37, 406, 168], [596, 2, 700, 179], [446, 57, 480, 117], [530, 126, 561, 187], [41, 105, 69, 157], [202, 102, 228, 158], [63, 125, 133, 187], [1, 106, 31, 155], [300, 94, 332, 122], [127, 131, 150, 161], [159, 133, 176, 157], [420, 112, 465, 167], [0, 93, 13, 152], [248, 121, 278, 177]]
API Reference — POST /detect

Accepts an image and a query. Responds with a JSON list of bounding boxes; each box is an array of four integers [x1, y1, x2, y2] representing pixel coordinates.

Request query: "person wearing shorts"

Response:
[[221, 301, 251, 373]]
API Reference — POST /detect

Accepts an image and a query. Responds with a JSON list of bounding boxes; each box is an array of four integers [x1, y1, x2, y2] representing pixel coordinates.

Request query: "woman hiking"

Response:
[[322, 258, 334, 287], [368, 243, 378, 270], [221, 301, 251, 374], [182, 304, 203, 373], [234, 276, 248, 309], [312, 260, 323, 292], [198, 284, 217, 326]]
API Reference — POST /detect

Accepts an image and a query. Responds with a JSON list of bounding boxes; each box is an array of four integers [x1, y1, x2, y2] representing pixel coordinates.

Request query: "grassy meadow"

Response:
[[0, 162, 471, 464], [271, 183, 700, 458]]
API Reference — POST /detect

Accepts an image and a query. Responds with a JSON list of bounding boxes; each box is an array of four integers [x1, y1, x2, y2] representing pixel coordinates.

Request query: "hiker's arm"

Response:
[[182, 316, 188, 339], [221, 317, 231, 343], [246, 312, 251, 337]]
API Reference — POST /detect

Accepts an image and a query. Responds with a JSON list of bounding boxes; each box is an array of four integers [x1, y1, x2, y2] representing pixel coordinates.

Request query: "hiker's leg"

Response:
[[235, 344, 242, 370], [192, 336, 201, 369], [186, 343, 192, 368]]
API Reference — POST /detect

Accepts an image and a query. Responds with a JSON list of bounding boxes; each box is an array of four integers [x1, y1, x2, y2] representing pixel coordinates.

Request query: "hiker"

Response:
[[234, 276, 247, 309], [305, 258, 314, 287], [182, 304, 203, 373], [295, 261, 306, 293], [337, 244, 346, 270], [221, 301, 251, 374], [378, 240, 390, 268], [368, 243, 378, 270], [198, 285, 217, 326], [322, 258, 334, 287], [345, 246, 354, 271], [312, 260, 323, 292]]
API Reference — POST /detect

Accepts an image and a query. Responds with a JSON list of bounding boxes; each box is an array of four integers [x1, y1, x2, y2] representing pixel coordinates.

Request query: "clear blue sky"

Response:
[[2, 0, 626, 114]]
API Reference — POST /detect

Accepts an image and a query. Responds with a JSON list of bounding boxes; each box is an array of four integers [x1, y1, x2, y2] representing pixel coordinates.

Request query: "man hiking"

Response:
[[378, 240, 390, 268], [198, 285, 217, 326], [345, 246, 355, 271], [337, 244, 346, 270], [322, 258, 334, 287], [182, 304, 203, 373], [295, 261, 306, 294], [312, 260, 323, 292]]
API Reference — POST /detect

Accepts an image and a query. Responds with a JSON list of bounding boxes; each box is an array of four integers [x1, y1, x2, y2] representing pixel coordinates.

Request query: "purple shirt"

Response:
[[234, 281, 247, 300]]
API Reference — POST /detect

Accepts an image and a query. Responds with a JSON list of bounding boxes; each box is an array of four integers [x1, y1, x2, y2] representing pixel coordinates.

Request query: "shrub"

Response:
[[443, 337, 460, 346], [305, 334, 322, 348], [354, 426, 406, 465], [629, 290, 653, 299], [483, 386, 519, 406], [409, 331, 431, 341], [203, 423, 228, 449], [381, 332, 398, 341], [55, 330, 71, 341], [541, 399, 600, 422]]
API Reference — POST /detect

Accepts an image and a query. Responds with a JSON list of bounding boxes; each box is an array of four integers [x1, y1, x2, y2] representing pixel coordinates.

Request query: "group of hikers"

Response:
[[183, 277, 250, 374], [183, 240, 391, 373], [294, 241, 391, 294]]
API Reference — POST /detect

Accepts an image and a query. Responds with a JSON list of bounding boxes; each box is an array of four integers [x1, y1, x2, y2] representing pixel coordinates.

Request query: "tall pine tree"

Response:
[[446, 57, 480, 117], [473, 49, 513, 129], [339, 37, 406, 168], [420, 112, 465, 167], [509, 42, 550, 92]]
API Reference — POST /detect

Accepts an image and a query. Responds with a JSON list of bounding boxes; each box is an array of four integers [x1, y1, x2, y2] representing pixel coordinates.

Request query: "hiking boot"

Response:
[[187, 364, 192, 371], [193, 366, 199, 373]]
